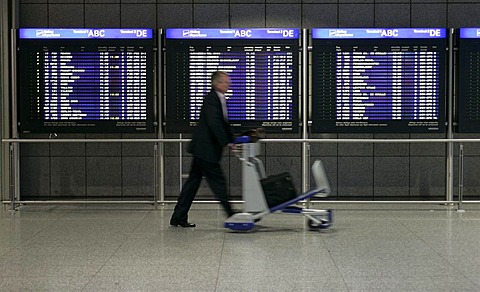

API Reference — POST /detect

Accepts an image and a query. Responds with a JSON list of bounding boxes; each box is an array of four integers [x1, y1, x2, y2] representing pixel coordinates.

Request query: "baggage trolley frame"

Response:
[[224, 138, 333, 231]]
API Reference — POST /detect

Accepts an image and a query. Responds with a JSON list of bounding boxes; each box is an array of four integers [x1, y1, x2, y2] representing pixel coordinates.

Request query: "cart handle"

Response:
[[234, 136, 252, 144]]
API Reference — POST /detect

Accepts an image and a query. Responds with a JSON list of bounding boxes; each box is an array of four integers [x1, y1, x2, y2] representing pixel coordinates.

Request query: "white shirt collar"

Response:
[[215, 90, 225, 99]]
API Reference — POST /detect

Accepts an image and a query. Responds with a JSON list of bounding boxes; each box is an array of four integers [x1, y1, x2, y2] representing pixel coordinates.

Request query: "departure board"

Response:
[[311, 28, 447, 133], [17, 28, 155, 133], [457, 28, 480, 132], [165, 28, 299, 133]]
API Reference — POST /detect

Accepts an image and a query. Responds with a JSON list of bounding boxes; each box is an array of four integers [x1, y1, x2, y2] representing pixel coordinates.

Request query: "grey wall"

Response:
[[16, 0, 480, 201]]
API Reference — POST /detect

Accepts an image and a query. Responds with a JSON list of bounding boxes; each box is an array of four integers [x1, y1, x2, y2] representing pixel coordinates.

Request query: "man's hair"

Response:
[[211, 71, 227, 86]]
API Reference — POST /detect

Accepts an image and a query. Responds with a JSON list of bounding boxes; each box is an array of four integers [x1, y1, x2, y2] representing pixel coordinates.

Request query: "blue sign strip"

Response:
[[459, 28, 480, 38], [165, 28, 299, 39], [312, 28, 446, 39], [19, 28, 153, 39]]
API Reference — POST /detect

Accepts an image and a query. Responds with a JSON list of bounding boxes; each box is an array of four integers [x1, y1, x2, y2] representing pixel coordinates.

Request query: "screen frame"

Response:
[[17, 28, 156, 134], [164, 28, 301, 134], [310, 28, 448, 134], [456, 28, 480, 133]]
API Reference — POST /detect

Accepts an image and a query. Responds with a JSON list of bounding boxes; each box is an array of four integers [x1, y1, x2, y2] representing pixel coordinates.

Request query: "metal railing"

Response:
[[2, 137, 479, 211]]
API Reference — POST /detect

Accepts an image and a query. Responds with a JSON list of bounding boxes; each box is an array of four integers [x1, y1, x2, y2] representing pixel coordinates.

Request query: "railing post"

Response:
[[9, 142, 15, 211], [154, 143, 158, 209], [457, 144, 464, 212]]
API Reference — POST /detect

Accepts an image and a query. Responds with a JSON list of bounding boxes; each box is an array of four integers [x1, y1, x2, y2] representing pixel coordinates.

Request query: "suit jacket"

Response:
[[188, 89, 234, 163]]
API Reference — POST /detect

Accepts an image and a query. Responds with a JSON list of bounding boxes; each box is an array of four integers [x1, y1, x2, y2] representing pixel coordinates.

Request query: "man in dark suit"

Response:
[[170, 71, 236, 227]]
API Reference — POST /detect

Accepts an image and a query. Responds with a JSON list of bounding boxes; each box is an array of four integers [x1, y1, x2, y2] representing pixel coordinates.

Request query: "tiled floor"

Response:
[[1, 202, 480, 291]]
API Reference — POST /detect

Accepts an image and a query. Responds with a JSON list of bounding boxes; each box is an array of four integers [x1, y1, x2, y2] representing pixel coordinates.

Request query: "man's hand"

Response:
[[228, 143, 237, 152]]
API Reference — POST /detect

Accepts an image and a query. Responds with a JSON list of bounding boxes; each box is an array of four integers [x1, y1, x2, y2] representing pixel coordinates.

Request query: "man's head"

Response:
[[211, 71, 230, 94]]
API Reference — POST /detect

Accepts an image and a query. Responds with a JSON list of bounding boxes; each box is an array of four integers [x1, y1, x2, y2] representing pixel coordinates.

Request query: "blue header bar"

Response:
[[459, 28, 480, 38], [19, 28, 153, 39], [312, 28, 446, 39], [166, 28, 299, 39]]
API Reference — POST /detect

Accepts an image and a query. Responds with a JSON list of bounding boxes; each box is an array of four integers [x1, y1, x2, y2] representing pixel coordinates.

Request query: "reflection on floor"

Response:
[[1, 202, 480, 291]]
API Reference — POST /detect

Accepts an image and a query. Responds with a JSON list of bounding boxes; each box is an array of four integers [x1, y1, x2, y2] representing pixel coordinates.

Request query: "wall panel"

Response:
[[13, 1, 480, 201]]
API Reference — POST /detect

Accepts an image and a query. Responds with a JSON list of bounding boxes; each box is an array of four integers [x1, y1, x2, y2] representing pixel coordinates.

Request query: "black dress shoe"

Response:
[[170, 220, 196, 228]]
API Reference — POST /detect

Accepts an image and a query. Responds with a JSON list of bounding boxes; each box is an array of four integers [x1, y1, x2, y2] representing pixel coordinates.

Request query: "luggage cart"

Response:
[[224, 136, 333, 231]]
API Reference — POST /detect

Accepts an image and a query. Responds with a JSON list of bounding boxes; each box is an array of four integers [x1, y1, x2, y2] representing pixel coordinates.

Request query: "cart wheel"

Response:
[[224, 222, 255, 231], [307, 218, 330, 230]]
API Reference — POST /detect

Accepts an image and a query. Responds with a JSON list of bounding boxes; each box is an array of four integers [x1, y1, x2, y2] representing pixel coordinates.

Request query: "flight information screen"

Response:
[[165, 28, 299, 133], [311, 28, 447, 133], [457, 28, 480, 133], [17, 28, 155, 133]]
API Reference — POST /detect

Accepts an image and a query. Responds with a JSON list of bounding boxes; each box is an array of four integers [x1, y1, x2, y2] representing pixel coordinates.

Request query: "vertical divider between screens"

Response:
[[452, 29, 459, 132], [302, 28, 309, 194], [11, 29, 17, 138], [446, 28, 455, 202], [157, 28, 164, 204], [11, 28, 19, 204]]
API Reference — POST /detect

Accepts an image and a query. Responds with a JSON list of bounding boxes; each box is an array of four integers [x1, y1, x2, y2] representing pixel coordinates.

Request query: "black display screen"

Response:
[[311, 28, 447, 133], [165, 28, 299, 133], [457, 28, 480, 133], [17, 28, 155, 133]]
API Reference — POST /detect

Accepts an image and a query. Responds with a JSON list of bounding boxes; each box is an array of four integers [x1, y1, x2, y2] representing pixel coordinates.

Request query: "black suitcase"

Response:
[[260, 172, 297, 208]]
